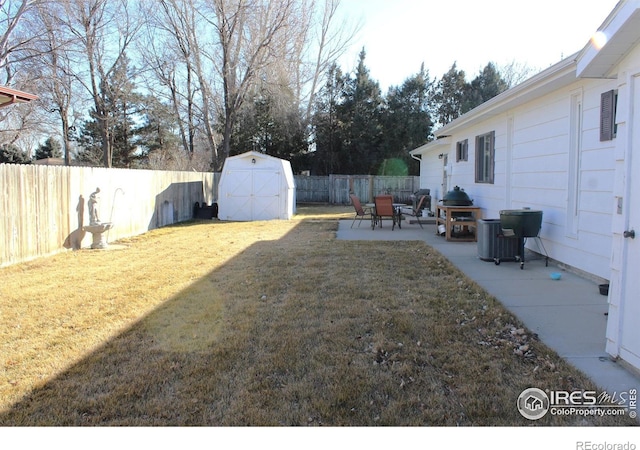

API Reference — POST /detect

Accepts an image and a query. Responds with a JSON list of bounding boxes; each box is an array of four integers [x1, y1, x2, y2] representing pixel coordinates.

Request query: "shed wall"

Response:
[[217, 152, 295, 221]]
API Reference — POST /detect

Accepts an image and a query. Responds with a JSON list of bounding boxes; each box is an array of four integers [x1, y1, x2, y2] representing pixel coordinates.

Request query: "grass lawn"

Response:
[[0, 205, 636, 426]]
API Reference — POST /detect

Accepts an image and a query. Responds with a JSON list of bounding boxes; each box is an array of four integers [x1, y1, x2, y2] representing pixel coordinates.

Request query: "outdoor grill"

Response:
[[410, 189, 431, 214], [499, 209, 542, 238], [440, 186, 473, 219], [497, 209, 548, 269], [442, 186, 473, 206]]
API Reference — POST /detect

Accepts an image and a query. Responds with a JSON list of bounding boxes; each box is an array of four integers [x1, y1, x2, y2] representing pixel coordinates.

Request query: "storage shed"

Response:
[[217, 151, 296, 221]]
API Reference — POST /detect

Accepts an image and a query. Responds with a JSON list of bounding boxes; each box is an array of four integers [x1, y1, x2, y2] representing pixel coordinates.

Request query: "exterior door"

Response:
[[252, 170, 281, 220], [223, 170, 253, 221], [223, 169, 281, 221], [618, 74, 640, 366]]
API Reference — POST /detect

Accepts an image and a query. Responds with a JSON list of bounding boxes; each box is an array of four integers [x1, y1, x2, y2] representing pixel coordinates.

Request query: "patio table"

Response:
[[367, 203, 408, 229]]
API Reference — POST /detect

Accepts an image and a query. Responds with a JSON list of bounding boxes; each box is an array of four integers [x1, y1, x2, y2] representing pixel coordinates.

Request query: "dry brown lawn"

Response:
[[0, 205, 636, 426]]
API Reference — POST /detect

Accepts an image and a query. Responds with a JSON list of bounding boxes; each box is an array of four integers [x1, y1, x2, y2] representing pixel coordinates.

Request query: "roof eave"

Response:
[[0, 85, 38, 108], [410, 136, 452, 156], [576, 1, 640, 79], [433, 56, 578, 138]]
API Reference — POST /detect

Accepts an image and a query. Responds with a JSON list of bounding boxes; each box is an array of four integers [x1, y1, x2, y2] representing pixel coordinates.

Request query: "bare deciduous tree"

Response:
[[301, 0, 360, 124], [29, 2, 79, 165], [0, 0, 39, 78], [205, 0, 297, 168], [139, 0, 222, 169], [59, 0, 141, 168], [140, 0, 200, 161], [498, 59, 537, 88], [0, 0, 48, 152]]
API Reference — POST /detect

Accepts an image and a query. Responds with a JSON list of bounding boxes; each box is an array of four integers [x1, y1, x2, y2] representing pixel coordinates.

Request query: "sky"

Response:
[[336, 0, 621, 91]]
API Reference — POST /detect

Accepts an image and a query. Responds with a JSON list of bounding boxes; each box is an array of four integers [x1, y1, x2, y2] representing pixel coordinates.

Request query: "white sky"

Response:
[[337, 0, 621, 91]]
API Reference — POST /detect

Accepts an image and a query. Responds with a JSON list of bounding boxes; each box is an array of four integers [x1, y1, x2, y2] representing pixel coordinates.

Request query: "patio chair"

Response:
[[349, 194, 372, 228], [372, 195, 398, 230], [398, 195, 427, 229]]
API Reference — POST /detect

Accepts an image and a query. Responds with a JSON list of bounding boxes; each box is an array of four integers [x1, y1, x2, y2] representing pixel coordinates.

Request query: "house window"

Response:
[[456, 139, 468, 162], [600, 89, 618, 141], [475, 131, 495, 184]]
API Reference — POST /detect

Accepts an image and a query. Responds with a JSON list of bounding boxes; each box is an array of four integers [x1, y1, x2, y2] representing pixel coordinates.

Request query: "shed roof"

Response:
[[225, 150, 289, 164]]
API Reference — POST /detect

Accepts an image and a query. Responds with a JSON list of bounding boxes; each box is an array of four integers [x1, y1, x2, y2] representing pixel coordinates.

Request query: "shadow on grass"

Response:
[[1, 220, 359, 426], [0, 219, 636, 426]]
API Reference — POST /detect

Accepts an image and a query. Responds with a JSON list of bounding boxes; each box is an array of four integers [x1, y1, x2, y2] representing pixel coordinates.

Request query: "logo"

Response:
[[518, 387, 637, 420], [517, 387, 549, 420]]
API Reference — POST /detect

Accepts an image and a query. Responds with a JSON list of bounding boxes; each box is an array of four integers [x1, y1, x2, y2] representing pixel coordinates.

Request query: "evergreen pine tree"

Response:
[[35, 137, 63, 160], [341, 48, 383, 174]]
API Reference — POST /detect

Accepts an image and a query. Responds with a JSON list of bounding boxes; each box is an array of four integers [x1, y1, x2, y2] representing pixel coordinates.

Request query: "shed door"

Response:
[[619, 74, 640, 366], [224, 170, 253, 221], [224, 169, 281, 221], [252, 170, 281, 220]]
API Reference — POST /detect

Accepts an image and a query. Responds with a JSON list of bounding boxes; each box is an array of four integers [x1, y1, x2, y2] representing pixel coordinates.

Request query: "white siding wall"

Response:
[[420, 77, 618, 279], [417, 146, 447, 209]]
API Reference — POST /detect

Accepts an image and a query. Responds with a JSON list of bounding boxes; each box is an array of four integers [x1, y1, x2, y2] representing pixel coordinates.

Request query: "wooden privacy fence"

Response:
[[1, 163, 217, 268], [294, 174, 420, 204], [1, 164, 418, 267]]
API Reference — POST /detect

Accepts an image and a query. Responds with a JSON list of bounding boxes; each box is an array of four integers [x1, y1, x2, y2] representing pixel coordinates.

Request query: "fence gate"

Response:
[[372, 176, 418, 203], [329, 175, 371, 204], [315, 174, 420, 204]]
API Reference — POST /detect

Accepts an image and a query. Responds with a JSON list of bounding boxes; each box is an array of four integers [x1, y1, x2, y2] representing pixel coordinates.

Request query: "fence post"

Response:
[[329, 174, 336, 205], [369, 175, 375, 203]]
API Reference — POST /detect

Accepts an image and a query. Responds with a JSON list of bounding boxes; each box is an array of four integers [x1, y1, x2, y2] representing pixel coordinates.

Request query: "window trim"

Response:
[[475, 131, 495, 184]]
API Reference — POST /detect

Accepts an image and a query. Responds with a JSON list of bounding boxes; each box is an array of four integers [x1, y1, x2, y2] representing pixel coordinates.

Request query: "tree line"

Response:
[[0, 0, 532, 174]]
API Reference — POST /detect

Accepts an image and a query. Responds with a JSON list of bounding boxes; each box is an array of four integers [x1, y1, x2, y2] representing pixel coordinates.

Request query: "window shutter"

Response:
[[600, 90, 614, 141]]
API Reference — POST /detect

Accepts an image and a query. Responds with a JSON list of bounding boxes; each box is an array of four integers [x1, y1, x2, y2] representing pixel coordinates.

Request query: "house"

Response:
[[410, 0, 640, 373], [217, 151, 296, 221], [525, 396, 543, 412]]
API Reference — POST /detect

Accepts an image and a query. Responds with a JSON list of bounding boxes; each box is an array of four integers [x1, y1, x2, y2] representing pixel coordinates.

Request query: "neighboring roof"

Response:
[[33, 158, 65, 166], [411, 0, 640, 156], [33, 158, 92, 167], [0, 85, 38, 108]]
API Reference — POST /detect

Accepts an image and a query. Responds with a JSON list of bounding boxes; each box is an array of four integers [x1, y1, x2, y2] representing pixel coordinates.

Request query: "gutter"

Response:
[[0, 85, 39, 108]]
